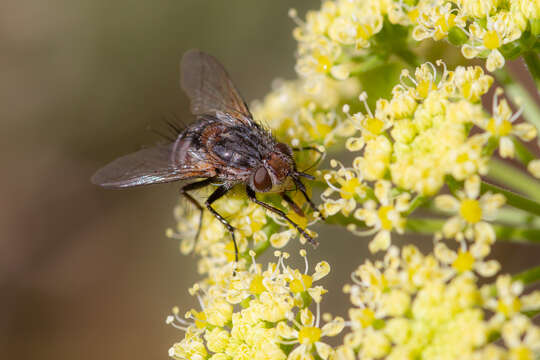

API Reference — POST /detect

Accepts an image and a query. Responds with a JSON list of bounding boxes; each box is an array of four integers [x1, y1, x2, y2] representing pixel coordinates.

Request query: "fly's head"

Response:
[[250, 142, 313, 193]]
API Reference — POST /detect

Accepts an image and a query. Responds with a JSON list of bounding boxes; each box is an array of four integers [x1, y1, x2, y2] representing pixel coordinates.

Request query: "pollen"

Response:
[[315, 54, 332, 73], [307, 121, 333, 142], [497, 298, 522, 317], [452, 250, 475, 272], [290, 274, 313, 293], [356, 308, 375, 328], [483, 30, 500, 50], [510, 346, 532, 360], [193, 310, 207, 329], [416, 79, 435, 98], [356, 23, 373, 40], [364, 117, 385, 136], [460, 199, 482, 224], [408, 8, 420, 23], [434, 14, 455, 39], [486, 118, 512, 137], [249, 274, 266, 295], [340, 177, 361, 199], [378, 205, 394, 230], [298, 326, 322, 344]]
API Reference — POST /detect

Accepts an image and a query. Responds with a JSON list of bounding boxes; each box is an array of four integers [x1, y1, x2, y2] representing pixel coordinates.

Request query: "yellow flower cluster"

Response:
[[337, 244, 540, 359], [167, 251, 344, 360], [325, 63, 495, 198], [251, 77, 359, 148], [320, 62, 534, 252], [291, 0, 539, 76]]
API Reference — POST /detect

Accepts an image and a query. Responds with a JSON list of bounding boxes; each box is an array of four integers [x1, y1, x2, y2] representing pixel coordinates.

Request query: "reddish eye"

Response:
[[253, 167, 272, 192]]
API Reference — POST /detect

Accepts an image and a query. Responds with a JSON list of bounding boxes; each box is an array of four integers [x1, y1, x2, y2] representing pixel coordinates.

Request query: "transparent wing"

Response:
[[180, 49, 254, 125], [91, 144, 197, 188]]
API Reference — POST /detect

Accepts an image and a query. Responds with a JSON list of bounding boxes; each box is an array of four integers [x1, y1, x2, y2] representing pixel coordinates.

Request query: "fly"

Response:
[[91, 49, 322, 261]]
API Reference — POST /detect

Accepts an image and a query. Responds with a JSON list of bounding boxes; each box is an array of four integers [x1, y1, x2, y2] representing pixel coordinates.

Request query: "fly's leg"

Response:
[[205, 184, 238, 262], [180, 179, 213, 244], [292, 178, 326, 221], [293, 145, 326, 173], [246, 187, 318, 247], [292, 146, 323, 154], [280, 192, 305, 217]]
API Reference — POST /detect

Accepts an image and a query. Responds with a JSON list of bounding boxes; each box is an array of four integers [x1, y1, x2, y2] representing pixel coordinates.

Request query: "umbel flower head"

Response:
[[291, 0, 538, 78], [166, 251, 343, 360], [338, 244, 540, 359]]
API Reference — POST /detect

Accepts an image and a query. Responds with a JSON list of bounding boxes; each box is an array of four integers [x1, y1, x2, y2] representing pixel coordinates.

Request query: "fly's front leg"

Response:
[[180, 179, 213, 243], [281, 192, 304, 217], [205, 184, 238, 262], [292, 145, 323, 154], [246, 187, 318, 247], [293, 145, 326, 170], [292, 178, 326, 221]]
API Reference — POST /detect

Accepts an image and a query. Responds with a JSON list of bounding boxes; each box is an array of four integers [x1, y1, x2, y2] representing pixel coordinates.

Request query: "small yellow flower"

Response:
[[477, 90, 537, 158], [277, 307, 344, 360], [435, 175, 505, 243], [462, 12, 523, 72], [353, 180, 410, 253]]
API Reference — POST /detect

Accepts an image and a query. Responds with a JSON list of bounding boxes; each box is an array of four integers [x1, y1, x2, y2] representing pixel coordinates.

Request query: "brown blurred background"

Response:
[[0, 1, 317, 358], [1, 1, 539, 359]]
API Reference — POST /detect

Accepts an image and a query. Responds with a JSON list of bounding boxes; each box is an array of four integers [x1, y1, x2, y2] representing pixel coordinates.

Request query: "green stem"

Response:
[[513, 265, 540, 286], [488, 159, 540, 200], [405, 217, 540, 243], [512, 138, 536, 166], [496, 68, 540, 132], [404, 195, 428, 216], [523, 51, 540, 94], [481, 181, 540, 217], [394, 47, 421, 68], [350, 54, 385, 75], [493, 207, 540, 227]]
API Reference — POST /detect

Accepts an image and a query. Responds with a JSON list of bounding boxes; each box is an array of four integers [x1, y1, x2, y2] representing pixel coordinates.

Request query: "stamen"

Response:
[[359, 92, 374, 118], [300, 249, 309, 274], [315, 301, 321, 328], [510, 107, 523, 123], [288, 8, 304, 27], [347, 224, 379, 236]]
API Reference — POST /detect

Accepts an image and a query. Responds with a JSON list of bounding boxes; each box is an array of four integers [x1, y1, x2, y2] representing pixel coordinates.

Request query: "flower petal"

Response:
[[465, 175, 481, 199], [315, 342, 334, 360], [313, 261, 331, 281], [435, 194, 460, 212], [369, 230, 391, 253]]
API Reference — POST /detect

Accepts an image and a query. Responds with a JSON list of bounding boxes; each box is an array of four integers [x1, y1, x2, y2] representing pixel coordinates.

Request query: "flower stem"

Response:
[[488, 159, 540, 200], [513, 265, 540, 286], [522, 51, 540, 94], [481, 181, 540, 217], [405, 217, 540, 243]]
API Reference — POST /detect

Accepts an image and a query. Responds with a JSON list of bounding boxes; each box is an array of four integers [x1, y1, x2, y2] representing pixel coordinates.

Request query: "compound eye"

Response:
[[276, 142, 293, 157], [253, 167, 272, 192]]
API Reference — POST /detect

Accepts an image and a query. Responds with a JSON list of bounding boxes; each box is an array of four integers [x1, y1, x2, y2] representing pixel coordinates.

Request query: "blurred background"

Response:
[[1, 1, 539, 359]]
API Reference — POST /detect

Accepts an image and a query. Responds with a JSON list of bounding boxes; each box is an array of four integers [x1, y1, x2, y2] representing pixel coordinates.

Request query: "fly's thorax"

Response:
[[266, 152, 293, 183]]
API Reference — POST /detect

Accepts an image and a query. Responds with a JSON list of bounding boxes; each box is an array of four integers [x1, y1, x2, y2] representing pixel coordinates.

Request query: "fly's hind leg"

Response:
[[205, 184, 238, 262], [180, 179, 213, 244]]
